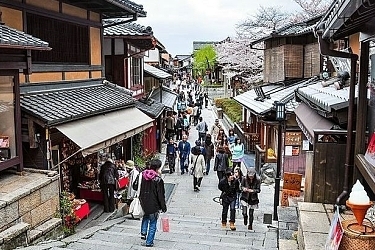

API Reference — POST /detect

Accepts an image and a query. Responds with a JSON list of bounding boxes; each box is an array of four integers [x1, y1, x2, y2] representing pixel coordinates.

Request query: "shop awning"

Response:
[[56, 107, 153, 156], [144, 63, 172, 79], [294, 103, 335, 143]]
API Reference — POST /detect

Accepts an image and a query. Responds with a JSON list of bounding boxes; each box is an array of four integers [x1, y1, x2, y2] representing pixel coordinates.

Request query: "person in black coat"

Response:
[[218, 170, 240, 231], [240, 167, 261, 230], [166, 138, 177, 174], [136, 159, 167, 247], [99, 158, 119, 213], [214, 146, 230, 182]]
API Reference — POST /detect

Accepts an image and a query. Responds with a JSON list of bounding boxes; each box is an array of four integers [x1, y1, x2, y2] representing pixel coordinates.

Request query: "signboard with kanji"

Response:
[[283, 173, 302, 191]]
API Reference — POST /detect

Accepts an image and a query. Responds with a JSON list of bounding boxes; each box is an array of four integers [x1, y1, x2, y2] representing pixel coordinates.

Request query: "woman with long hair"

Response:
[[227, 129, 236, 145], [230, 137, 244, 169], [240, 167, 261, 230], [216, 128, 226, 146]]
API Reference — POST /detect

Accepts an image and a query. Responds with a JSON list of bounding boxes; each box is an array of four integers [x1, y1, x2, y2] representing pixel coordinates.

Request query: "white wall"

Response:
[[144, 48, 160, 63]]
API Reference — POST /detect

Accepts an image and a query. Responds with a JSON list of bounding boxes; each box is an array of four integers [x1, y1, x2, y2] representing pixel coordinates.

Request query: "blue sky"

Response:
[[137, 0, 301, 56]]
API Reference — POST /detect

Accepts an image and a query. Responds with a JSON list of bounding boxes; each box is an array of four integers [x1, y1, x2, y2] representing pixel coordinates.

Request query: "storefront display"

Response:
[[60, 136, 130, 203], [0, 76, 17, 165], [72, 199, 90, 220]]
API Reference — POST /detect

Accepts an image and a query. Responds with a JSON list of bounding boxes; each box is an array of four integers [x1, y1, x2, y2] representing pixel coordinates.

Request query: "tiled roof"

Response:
[[193, 41, 218, 51], [0, 24, 51, 50], [234, 78, 317, 115], [251, 16, 321, 46], [318, 0, 375, 40], [103, 19, 152, 36], [115, 0, 146, 16], [174, 55, 191, 61], [64, 0, 146, 18], [20, 79, 135, 126], [144, 64, 172, 79], [136, 98, 165, 118], [150, 86, 178, 110], [296, 78, 359, 112], [276, 23, 316, 36]]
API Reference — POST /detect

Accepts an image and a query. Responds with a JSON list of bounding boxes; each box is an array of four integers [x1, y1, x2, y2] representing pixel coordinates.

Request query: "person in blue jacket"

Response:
[[177, 135, 191, 174]]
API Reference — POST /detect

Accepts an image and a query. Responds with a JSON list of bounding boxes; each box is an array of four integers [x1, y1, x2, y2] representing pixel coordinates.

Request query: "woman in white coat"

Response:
[[190, 145, 206, 191]]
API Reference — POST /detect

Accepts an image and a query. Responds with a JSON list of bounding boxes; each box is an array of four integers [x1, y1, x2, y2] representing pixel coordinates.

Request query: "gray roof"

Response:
[[64, 0, 146, 18], [296, 78, 359, 112], [150, 86, 178, 110], [20, 79, 135, 126], [103, 19, 152, 36], [144, 64, 172, 79], [318, 0, 375, 40], [0, 24, 51, 50], [174, 55, 191, 61], [136, 98, 165, 118], [234, 78, 317, 115], [251, 16, 321, 46], [193, 41, 218, 51]]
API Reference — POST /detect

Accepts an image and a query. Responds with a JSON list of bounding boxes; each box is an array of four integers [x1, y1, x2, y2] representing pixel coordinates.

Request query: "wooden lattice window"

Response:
[[27, 13, 89, 64]]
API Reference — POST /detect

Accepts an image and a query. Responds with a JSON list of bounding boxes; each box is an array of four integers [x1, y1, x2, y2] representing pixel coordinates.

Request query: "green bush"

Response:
[[214, 98, 242, 123]]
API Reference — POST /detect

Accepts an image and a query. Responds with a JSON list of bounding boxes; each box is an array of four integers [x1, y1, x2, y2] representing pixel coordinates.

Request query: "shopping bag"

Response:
[[160, 215, 170, 232], [129, 197, 144, 218]]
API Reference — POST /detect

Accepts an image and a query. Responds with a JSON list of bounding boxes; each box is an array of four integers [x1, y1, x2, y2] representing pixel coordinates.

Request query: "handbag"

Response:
[[128, 174, 144, 218], [160, 214, 170, 232]]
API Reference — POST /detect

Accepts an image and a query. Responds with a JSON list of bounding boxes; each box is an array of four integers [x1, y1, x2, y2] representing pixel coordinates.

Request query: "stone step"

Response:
[[63, 213, 278, 250], [68, 230, 266, 250], [112, 223, 270, 239], [0, 222, 29, 249], [28, 217, 62, 244]]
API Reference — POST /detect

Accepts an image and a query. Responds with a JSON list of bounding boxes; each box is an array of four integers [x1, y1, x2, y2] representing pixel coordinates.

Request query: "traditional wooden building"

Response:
[[254, 16, 324, 83], [234, 17, 325, 174], [0, 16, 51, 173], [314, 0, 375, 202], [0, 0, 149, 247], [103, 19, 156, 99]]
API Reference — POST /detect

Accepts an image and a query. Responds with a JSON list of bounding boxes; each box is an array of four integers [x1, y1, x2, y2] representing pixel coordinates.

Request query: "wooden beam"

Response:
[[28, 118, 37, 148]]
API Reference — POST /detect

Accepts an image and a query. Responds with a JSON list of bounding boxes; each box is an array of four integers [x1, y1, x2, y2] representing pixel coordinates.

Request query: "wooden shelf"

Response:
[[355, 154, 375, 193]]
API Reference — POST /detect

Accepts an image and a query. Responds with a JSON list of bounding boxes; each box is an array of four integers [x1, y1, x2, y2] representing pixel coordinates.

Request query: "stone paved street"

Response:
[[18, 92, 291, 250]]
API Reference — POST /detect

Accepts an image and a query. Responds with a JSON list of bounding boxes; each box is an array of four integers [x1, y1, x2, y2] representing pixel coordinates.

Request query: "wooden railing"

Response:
[[233, 122, 260, 153]]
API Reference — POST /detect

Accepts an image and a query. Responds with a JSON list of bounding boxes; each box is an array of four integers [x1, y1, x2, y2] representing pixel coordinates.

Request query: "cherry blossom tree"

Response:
[[215, 37, 263, 84], [291, 0, 333, 22], [216, 1, 334, 87], [236, 6, 289, 39]]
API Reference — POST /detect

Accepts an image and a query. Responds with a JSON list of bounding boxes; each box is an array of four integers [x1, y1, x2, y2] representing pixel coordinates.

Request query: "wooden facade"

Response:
[[0, 0, 148, 172], [263, 35, 321, 83]]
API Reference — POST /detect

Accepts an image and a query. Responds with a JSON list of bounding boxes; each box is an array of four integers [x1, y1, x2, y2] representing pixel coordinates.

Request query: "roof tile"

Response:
[[0, 24, 50, 50], [104, 19, 152, 36], [20, 80, 135, 125]]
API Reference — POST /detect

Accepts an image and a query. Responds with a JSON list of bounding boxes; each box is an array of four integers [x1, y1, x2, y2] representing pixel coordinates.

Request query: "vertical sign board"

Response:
[[364, 132, 375, 167], [281, 173, 302, 206], [325, 208, 343, 250]]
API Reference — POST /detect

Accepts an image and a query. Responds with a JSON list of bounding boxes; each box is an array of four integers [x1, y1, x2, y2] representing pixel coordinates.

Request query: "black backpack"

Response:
[[176, 118, 183, 129]]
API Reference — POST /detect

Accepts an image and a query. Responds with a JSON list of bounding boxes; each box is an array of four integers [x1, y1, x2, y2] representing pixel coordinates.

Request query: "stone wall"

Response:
[[0, 169, 61, 249], [0, 171, 59, 231]]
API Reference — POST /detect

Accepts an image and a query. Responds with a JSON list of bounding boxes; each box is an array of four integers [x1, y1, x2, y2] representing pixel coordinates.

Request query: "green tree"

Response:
[[193, 45, 217, 78]]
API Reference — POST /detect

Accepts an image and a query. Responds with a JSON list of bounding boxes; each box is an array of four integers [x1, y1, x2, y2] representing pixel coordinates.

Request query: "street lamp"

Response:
[[273, 101, 285, 221]]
